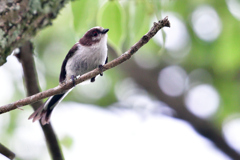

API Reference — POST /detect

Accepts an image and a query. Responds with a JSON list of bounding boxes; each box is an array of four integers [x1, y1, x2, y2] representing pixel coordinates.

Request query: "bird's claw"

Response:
[[98, 65, 105, 76], [71, 75, 76, 86]]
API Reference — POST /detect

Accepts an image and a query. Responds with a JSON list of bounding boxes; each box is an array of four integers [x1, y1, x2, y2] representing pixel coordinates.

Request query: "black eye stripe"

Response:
[[92, 31, 98, 36], [91, 29, 103, 37]]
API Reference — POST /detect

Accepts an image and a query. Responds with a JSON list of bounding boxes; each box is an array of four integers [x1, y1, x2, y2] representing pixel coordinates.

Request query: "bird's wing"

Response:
[[59, 43, 79, 83], [105, 56, 108, 64]]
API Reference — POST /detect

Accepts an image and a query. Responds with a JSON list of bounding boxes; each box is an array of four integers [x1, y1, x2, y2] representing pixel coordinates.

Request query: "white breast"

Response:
[[65, 36, 108, 81]]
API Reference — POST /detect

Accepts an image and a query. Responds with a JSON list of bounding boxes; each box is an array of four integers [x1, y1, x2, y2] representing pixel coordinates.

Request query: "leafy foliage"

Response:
[[98, 1, 126, 53]]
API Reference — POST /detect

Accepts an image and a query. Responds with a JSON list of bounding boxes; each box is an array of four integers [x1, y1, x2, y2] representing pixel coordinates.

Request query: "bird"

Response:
[[28, 26, 109, 125]]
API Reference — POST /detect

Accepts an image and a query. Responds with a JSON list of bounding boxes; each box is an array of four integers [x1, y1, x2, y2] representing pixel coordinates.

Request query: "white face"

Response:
[[96, 31, 108, 46], [91, 26, 107, 41], [92, 33, 102, 41]]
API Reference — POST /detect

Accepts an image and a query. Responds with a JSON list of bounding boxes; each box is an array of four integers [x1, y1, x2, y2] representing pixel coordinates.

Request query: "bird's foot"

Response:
[[71, 75, 76, 86], [91, 77, 96, 82], [98, 65, 105, 76]]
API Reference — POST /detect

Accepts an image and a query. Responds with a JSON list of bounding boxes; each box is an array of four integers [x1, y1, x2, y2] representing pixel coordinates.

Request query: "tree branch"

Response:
[[0, 16, 170, 114], [17, 41, 64, 160], [0, 0, 69, 66], [0, 143, 15, 160]]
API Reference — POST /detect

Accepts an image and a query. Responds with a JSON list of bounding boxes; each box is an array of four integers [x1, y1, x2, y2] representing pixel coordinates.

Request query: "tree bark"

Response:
[[0, 0, 69, 66], [17, 41, 64, 160], [0, 143, 15, 160]]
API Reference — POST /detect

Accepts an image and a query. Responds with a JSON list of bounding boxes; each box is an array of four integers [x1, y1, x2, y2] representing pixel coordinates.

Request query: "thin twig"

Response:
[[0, 16, 170, 114], [17, 41, 64, 160], [0, 143, 15, 160]]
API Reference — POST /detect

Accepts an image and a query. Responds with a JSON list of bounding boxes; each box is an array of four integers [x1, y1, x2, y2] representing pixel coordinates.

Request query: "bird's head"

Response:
[[80, 26, 109, 46]]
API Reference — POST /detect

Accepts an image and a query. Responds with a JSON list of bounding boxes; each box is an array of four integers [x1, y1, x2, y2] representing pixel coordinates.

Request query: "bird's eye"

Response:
[[92, 31, 98, 37]]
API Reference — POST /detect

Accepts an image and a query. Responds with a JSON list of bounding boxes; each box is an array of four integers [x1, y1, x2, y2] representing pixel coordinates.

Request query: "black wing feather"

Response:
[[59, 43, 79, 83], [105, 56, 108, 64]]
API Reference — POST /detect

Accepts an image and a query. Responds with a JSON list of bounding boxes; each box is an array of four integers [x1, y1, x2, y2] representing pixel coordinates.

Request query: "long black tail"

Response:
[[28, 92, 67, 125]]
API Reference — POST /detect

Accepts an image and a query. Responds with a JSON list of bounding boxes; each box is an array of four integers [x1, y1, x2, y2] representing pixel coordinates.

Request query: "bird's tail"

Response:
[[28, 90, 71, 125]]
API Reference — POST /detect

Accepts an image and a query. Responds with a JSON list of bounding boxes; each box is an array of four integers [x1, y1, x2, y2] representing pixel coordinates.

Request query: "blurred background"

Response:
[[0, 0, 240, 159]]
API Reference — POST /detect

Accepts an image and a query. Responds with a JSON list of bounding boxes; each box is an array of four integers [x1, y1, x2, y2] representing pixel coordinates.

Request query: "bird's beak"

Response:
[[101, 29, 109, 34]]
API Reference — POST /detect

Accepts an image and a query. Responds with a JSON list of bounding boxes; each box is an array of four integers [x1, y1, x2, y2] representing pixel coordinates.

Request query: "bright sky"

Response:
[[0, 102, 231, 160]]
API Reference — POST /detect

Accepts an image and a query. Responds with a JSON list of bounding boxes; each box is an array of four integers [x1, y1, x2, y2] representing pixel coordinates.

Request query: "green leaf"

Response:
[[98, 1, 126, 54], [61, 135, 74, 149], [71, 0, 98, 36], [132, 2, 149, 42], [213, 19, 240, 74]]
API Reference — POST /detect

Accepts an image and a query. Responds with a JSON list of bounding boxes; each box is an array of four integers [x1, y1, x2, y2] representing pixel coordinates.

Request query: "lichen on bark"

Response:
[[0, 0, 69, 66]]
